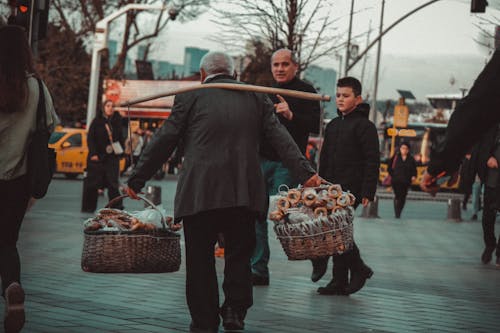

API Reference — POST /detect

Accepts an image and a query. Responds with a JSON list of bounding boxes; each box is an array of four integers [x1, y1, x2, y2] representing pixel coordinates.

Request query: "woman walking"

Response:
[[388, 142, 417, 218], [0, 25, 59, 333], [83, 100, 124, 212]]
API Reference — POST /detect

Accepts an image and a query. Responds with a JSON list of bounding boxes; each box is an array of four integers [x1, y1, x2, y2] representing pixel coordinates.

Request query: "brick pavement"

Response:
[[1, 176, 499, 332]]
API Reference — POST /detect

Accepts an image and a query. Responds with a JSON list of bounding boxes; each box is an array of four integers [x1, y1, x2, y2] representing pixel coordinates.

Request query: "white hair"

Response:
[[199, 51, 234, 76]]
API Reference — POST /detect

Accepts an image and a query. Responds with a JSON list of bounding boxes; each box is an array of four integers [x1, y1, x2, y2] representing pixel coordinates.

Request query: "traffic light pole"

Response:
[[86, 4, 165, 128], [346, 0, 441, 73]]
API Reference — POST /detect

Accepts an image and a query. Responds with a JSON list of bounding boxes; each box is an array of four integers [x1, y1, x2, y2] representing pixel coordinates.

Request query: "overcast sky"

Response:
[[153, 0, 498, 61], [144, 0, 499, 100]]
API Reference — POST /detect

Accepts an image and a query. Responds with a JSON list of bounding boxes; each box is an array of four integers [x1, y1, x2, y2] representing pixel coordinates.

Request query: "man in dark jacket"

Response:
[[422, 50, 500, 192], [251, 48, 320, 286], [313, 76, 379, 295], [126, 51, 322, 333]]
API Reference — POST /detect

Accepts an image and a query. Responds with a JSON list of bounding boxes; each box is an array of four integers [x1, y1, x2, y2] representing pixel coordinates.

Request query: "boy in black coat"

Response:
[[311, 77, 379, 295]]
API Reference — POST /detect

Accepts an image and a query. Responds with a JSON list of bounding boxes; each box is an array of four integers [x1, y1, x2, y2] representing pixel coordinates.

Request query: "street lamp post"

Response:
[[370, 0, 385, 124], [344, 0, 355, 77], [86, 4, 165, 127]]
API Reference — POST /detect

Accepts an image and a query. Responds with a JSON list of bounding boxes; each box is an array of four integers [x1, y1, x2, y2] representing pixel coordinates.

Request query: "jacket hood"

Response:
[[337, 102, 370, 118]]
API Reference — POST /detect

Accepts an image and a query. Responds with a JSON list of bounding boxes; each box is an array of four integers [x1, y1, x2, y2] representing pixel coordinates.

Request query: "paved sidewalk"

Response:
[[1, 177, 499, 332]]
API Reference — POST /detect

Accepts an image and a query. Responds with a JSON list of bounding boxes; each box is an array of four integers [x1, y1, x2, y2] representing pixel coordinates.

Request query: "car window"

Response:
[[66, 133, 82, 147], [49, 131, 66, 144]]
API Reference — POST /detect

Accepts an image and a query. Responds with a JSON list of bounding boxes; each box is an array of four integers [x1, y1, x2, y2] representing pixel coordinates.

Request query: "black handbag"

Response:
[[28, 78, 56, 199]]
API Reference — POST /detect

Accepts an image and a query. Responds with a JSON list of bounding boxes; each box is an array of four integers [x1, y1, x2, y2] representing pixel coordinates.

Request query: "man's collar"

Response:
[[203, 73, 234, 83]]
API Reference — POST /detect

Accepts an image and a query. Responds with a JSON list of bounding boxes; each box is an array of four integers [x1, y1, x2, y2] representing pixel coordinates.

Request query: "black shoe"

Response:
[[481, 246, 495, 264], [471, 214, 478, 221], [317, 279, 348, 295], [311, 257, 329, 282], [4, 282, 25, 333], [252, 273, 269, 286], [189, 324, 218, 333], [345, 263, 373, 295], [221, 307, 245, 331]]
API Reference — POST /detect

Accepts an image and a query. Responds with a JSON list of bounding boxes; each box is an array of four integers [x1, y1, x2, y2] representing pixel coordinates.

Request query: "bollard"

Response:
[[447, 198, 462, 222], [361, 195, 379, 218], [144, 185, 162, 207]]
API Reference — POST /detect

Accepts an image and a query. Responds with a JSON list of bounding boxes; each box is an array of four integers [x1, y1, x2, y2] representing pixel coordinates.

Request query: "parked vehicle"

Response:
[[49, 127, 125, 179]]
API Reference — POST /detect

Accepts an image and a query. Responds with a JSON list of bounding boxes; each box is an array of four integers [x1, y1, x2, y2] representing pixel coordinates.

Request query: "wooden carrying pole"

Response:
[[120, 83, 331, 107]]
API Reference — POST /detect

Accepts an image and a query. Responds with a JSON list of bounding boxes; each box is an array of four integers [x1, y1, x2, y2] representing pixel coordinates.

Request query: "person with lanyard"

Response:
[[251, 48, 320, 286]]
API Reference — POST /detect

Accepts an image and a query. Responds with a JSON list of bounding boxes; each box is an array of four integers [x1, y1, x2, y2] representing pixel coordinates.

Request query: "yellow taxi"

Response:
[[49, 127, 125, 178]]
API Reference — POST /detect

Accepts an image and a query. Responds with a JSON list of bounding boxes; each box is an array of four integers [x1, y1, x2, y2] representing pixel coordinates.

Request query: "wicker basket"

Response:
[[81, 195, 181, 273], [272, 185, 354, 260]]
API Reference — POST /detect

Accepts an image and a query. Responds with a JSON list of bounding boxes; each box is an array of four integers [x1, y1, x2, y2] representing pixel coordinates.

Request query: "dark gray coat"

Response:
[[128, 76, 315, 218]]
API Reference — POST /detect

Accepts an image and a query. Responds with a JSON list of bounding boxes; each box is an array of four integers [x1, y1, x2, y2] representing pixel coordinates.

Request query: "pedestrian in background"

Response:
[[313, 76, 378, 295], [0, 25, 59, 333], [388, 142, 417, 219], [252, 48, 320, 286], [474, 123, 500, 266], [126, 51, 322, 333], [459, 153, 474, 211], [82, 100, 124, 212], [123, 127, 144, 175]]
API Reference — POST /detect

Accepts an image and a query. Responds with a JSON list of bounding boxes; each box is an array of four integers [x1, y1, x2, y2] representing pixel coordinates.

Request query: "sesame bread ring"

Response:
[[302, 189, 317, 207], [327, 185, 342, 199], [332, 206, 344, 213], [287, 189, 302, 206], [276, 197, 291, 212], [314, 207, 328, 217], [336, 193, 350, 207], [325, 199, 336, 210], [269, 210, 284, 222]]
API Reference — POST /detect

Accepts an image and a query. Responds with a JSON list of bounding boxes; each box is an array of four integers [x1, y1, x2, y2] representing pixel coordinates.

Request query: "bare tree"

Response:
[[51, 0, 210, 78], [213, 0, 341, 73], [472, 14, 499, 55]]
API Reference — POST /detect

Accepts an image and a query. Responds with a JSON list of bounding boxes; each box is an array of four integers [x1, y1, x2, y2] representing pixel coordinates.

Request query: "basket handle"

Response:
[[105, 194, 173, 230]]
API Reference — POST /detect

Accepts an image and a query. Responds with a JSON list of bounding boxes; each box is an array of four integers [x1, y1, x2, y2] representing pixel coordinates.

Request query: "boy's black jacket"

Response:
[[319, 103, 380, 203]]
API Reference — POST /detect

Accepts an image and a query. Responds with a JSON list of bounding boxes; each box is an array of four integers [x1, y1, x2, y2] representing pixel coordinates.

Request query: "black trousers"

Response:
[[81, 155, 121, 212], [182, 208, 256, 329], [330, 202, 365, 283], [0, 175, 30, 296], [392, 182, 410, 217], [482, 186, 500, 257]]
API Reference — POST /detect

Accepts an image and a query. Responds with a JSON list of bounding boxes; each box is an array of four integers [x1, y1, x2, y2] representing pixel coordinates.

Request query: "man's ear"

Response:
[[200, 68, 207, 83], [356, 94, 363, 104]]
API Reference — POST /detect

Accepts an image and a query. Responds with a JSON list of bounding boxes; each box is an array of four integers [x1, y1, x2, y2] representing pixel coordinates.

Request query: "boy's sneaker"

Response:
[[4, 282, 25, 333]]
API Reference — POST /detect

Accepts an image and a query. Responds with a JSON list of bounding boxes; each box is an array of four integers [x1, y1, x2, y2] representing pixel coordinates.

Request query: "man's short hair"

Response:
[[271, 48, 298, 65], [337, 77, 362, 96], [200, 51, 234, 76]]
